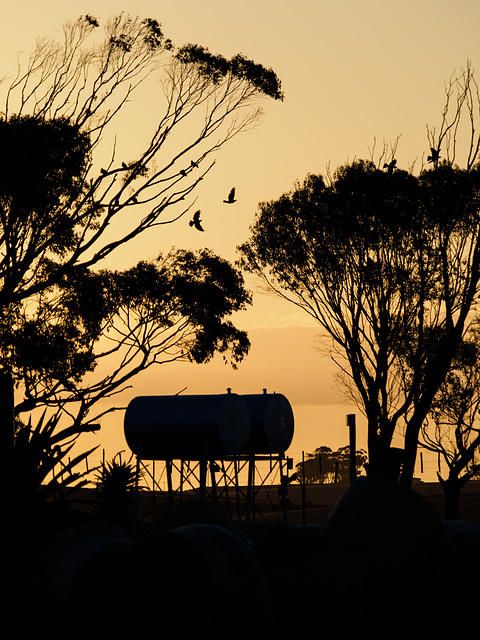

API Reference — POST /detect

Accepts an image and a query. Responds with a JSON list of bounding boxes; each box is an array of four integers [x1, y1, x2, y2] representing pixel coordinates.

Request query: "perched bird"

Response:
[[223, 187, 237, 204], [427, 147, 440, 164], [121, 161, 128, 169], [100, 168, 108, 175], [190, 160, 199, 168], [180, 169, 187, 177], [383, 159, 396, 175], [189, 209, 204, 231]]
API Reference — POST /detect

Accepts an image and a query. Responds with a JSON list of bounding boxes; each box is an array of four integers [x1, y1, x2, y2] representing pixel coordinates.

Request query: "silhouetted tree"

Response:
[[0, 14, 281, 457], [238, 64, 480, 487], [0, 13, 282, 308], [296, 445, 367, 484], [8, 248, 251, 427], [421, 325, 480, 518]]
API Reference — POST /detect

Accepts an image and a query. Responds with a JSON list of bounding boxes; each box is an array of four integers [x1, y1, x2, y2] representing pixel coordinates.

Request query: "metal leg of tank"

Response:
[[220, 460, 233, 519], [209, 461, 218, 504], [166, 459, 174, 507], [233, 457, 241, 520], [179, 460, 184, 503], [280, 456, 288, 524], [278, 455, 295, 524], [183, 460, 191, 497], [185, 460, 198, 497], [199, 457, 207, 502], [245, 455, 256, 522], [132, 451, 141, 538]]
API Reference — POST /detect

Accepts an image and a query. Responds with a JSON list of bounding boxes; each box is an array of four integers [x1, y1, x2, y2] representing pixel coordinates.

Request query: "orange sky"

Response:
[[1, 1, 479, 479]]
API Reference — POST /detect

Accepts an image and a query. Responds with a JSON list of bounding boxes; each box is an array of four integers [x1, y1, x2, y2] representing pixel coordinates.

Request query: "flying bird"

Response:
[[383, 159, 396, 175], [189, 209, 204, 231], [223, 187, 237, 204], [427, 147, 440, 164]]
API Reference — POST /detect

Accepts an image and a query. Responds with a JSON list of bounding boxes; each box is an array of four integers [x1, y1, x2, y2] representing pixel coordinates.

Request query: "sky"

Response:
[[1, 0, 480, 480]]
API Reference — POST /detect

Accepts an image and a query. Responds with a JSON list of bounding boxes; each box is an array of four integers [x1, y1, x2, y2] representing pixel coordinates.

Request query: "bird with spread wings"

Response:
[[189, 209, 204, 231], [223, 187, 237, 204]]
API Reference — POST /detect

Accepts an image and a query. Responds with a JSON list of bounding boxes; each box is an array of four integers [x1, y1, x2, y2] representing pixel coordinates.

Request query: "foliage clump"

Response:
[[93, 451, 139, 527], [295, 446, 367, 484]]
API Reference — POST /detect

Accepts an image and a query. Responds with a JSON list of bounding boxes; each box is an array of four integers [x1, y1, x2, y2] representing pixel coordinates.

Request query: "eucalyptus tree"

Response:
[[421, 327, 480, 518], [238, 65, 480, 486], [0, 14, 282, 464], [7, 248, 251, 426], [295, 446, 368, 485], [0, 14, 283, 309]]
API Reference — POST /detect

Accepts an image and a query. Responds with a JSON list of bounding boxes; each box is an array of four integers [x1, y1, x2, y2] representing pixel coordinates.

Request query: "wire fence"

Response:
[[57, 443, 453, 492]]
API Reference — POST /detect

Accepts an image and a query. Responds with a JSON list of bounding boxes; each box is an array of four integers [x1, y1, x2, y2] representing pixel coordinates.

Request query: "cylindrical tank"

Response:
[[124, 393, 250, 460], [241, 391, 294, 454]]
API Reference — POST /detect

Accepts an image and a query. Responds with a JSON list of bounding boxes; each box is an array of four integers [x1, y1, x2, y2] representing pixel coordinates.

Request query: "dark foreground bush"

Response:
[[2, 477, 479, 639]]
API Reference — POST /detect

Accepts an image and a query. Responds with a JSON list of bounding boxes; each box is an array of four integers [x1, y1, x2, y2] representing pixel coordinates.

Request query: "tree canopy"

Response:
[[0, 14, 283, 309], [296, 446, 367, 484], [238, 158, 480, 485], [0, 13, 282, 467], [6, 247, 251, 429]]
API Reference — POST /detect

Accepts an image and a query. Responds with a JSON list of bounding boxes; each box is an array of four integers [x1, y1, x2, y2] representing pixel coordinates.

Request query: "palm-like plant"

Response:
[[93, 451, 140, 527], [0, 411, 98, 534]]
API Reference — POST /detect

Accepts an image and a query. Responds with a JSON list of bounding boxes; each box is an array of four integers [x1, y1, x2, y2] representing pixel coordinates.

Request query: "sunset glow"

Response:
[[1, 0, 479, 479]]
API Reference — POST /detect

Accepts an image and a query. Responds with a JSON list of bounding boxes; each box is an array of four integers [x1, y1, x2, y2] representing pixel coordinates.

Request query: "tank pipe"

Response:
[[210, 461, 218, 504], [199, 440, 208, 501], [166, 459, 173, 506]]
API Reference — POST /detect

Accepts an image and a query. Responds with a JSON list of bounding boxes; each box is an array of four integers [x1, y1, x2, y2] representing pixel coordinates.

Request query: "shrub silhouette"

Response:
[[93, 451, 139, 527]]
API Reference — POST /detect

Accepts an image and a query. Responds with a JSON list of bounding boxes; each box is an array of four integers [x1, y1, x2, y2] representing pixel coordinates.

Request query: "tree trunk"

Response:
[[0, 369, 14, 461], [366, 430, 403, 481], [439, 475, 461, 520]]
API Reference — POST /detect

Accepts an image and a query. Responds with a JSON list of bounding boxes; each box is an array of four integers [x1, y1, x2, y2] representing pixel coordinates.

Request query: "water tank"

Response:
[[241, 392, 294, 454], [124, 393, 250, 460]]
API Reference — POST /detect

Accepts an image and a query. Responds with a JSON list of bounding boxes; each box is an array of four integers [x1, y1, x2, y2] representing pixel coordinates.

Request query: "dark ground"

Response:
[[2, 479, 480, 639], [128, 478, 480, 527]]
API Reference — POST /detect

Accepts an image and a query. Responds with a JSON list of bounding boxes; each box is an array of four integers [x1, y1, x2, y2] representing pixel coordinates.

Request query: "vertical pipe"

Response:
[[200, 441, 208, 501], [222, 460, 232, 519], [347, 414, 356, 484], [280, 456, 288, 524], [234, 456, 241, 520], [210, 460, 217, 504], [166, 459, 173, 507], [179, 460, 184, 503], [246, 455, 254, 522]]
